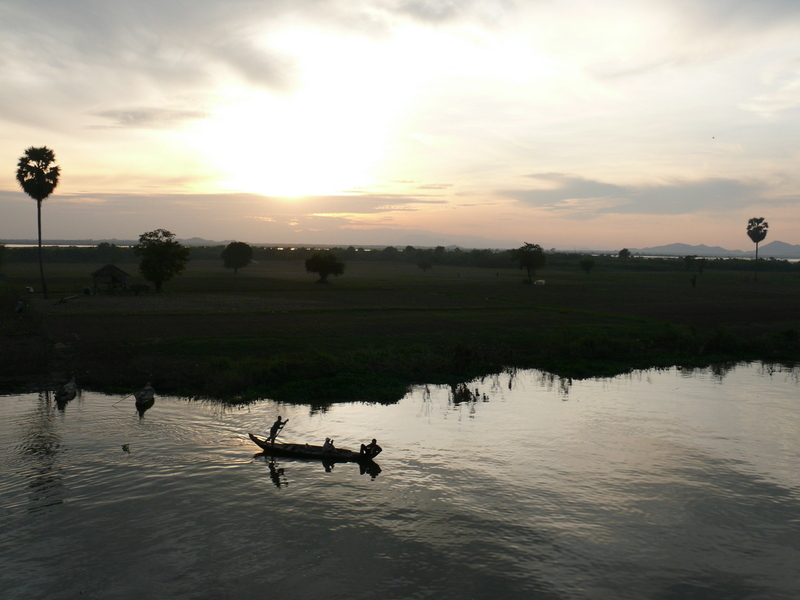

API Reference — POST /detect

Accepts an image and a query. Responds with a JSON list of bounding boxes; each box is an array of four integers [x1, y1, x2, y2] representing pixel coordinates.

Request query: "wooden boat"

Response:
[[248, 433, 376, 463], [55, 376, 77, 404], [134, 383, 155, 405]]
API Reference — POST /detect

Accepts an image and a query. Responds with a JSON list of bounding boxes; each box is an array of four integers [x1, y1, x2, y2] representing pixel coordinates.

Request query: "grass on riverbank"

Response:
[[1, 259, 798, 401]]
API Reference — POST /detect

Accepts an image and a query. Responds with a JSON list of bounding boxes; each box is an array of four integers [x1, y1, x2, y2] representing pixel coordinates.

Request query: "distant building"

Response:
[[91, 264, 130, 293]]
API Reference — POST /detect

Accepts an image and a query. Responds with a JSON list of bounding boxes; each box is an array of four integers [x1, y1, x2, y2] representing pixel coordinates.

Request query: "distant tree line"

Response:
[[4, 243, 799, 274]]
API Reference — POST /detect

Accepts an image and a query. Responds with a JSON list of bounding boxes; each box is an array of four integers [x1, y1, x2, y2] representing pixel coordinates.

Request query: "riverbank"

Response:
[[2, 260, 798, 401]]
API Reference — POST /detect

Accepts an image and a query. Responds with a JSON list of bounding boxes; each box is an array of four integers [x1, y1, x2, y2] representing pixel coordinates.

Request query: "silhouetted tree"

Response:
[[746, 217, 769, 281], [305, 251, 345, 283], [618, 248, 632, 259], [0, 244, 6, 271], [417, 259, 433, 272], [16, 146, 60, 298], [382, 246, 400, 260], [221, 241, 253, 274], [579, 257, 595, 274], [134, 229, 190, 292], [511, 242, 546, 283]]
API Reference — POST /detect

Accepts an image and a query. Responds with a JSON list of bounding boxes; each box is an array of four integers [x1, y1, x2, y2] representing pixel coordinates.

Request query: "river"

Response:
[[1, 362, 798, 599]]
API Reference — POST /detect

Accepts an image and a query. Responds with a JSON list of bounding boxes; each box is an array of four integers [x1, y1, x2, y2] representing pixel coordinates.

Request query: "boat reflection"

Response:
[[136, 398, 155, 419], [254, 452, 382, 484]]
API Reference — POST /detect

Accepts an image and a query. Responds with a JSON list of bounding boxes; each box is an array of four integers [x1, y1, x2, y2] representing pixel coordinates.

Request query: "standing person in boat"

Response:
[[267, 416, 288, 444], [360, 438, 382, 458]]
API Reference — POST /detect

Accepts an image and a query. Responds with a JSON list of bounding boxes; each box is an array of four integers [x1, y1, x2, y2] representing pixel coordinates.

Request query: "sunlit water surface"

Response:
[[1, 362, 798, 600]]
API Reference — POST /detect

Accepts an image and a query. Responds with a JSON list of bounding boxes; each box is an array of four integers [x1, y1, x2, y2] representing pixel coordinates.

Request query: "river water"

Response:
[[1, 362, 798, 600]]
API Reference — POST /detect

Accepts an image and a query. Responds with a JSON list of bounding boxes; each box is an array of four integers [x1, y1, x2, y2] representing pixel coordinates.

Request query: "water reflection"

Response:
[[445, 370, 574, 410], [1, 362, 798, 600], [254, 452, 382, 484], [18, 393, 66, 511], [266, 459, 287, 488], [136, 398, 154, 419]]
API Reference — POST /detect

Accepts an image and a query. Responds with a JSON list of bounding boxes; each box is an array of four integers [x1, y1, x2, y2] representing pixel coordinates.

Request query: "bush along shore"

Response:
[[2, 259, 799, 402]]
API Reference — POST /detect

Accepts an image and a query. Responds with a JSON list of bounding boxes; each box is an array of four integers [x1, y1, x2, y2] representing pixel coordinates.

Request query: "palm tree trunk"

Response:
[[37, 200, 48, 298], [755, 242, 759, 282]]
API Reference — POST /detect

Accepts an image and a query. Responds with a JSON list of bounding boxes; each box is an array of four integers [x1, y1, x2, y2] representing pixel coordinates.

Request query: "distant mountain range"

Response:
[[628, 241, 800, 258]]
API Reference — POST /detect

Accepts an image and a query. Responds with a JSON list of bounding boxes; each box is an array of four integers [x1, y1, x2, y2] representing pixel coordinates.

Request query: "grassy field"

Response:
[[2, 259, 799, 402]]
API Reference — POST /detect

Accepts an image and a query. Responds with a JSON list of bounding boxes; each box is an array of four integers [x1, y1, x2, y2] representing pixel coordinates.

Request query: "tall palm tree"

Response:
[[16, 147, 60, 298], [746, 217, 768, 282]]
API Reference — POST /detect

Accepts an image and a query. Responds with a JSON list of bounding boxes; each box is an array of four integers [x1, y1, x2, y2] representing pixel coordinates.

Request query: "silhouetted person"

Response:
[[268, 416, 288, 444], [360, 438, 382, 459], [322, 438, 335, 453]]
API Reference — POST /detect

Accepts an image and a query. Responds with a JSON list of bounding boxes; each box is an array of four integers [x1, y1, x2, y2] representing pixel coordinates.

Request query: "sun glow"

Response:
[[192, 29, 420, 198], [189, 24, 561, 198], [191, 89, 381, 197]]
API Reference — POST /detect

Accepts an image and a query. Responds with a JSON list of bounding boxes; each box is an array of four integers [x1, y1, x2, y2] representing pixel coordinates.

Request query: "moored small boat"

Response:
[[55, 376, 77, 404], [248, 433, 376, 463], [134, 383, 155, 405]]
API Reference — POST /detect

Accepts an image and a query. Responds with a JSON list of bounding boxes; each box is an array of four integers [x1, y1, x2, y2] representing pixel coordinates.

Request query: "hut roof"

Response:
[[91, 264, 130, 278]]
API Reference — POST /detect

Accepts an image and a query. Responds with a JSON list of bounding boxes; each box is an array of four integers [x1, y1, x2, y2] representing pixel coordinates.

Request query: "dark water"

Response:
[[1, 363, 798, 599]]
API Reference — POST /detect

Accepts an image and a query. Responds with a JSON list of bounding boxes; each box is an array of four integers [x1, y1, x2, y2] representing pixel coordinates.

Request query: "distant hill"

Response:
[[758, 240, 800, 258], [629, 241, 800, 258]]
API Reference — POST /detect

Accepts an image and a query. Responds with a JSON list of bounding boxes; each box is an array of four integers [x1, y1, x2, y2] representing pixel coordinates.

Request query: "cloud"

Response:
[[392, 0, 518, 25], [503, 173, 766, 216], [90, 108, 209, 129], [0, 1, 298, 111]]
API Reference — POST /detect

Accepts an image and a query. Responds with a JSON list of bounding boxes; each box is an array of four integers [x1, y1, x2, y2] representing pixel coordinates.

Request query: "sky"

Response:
[[2, 0, 799, 250]]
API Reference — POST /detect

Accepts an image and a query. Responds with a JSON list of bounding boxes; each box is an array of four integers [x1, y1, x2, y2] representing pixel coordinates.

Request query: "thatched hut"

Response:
[[91, 264, 130, 293]]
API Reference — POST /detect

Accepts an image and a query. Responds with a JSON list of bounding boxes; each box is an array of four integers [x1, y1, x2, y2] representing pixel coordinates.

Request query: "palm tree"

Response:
[[746, 217, 769, 282], [16, 147, 60, 298]]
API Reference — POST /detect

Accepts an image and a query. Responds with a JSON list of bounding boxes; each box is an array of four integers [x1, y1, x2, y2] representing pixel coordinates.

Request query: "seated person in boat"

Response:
[[267, 416, 288, 443], [322, 438, 335, 453], [360, 439, 382, 458]]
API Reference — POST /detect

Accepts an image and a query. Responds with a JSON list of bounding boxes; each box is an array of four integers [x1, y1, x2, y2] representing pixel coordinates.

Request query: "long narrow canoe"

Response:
[[249, 433, 372, 462]]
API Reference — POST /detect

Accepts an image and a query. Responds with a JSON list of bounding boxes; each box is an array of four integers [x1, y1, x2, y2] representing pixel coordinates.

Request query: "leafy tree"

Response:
[[417, 259, 433, 272], [221, 241, 253, 274], [305, 251, 345, 283], [511, 242, 546, 283], [618, 248, 632, 259], [579, 257, 595, 274], [16, 146, 60, 298], [0, 244, 6, 271], [134, 229, 190, 292], [382, 246, 400, 260], [746, 217, 769, 281]]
